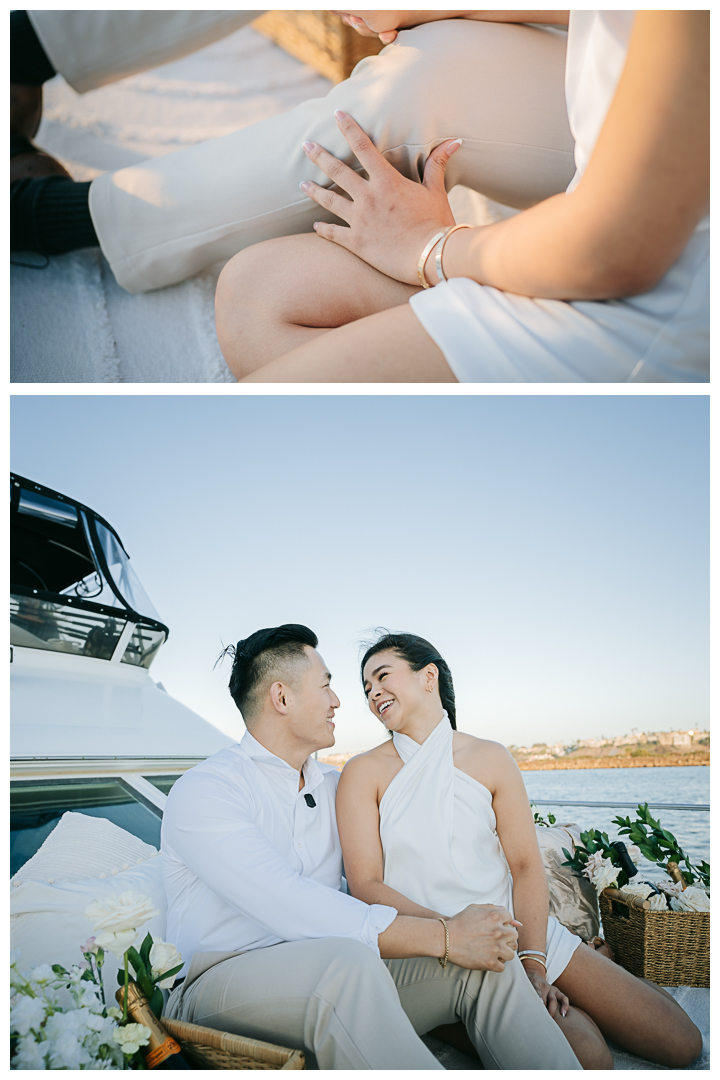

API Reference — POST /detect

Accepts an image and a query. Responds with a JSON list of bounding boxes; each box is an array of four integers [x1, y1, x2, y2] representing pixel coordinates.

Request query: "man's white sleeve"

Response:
[[162, 780, 397, 951]]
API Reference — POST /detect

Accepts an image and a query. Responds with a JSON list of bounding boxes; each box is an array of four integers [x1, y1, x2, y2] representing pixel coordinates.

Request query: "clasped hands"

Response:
[[445, 903, 521, 973], [300, 109, 462, 286]]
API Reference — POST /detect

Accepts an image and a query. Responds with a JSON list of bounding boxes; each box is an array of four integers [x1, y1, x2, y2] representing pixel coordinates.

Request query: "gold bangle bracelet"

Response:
[[417, 229, 450, 289], [435, 223, 472, 283], [437, 917, 450, 968], [519, 956, 547, 973]]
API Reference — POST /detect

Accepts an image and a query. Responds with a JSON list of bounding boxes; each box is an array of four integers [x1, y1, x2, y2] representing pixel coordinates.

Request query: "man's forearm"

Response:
[[378, 914, 446, 959]]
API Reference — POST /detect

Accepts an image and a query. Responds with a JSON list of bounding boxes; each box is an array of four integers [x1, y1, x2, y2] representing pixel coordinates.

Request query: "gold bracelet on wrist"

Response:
[[519, 955, 547, 974], [417, 229, 450, 289], [437, 917, 450, 968], [435, 223, 472, 283]]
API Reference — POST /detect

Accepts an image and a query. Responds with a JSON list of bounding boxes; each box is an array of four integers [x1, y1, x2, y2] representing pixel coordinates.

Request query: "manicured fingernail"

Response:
[[302, 142, 315, 154], [562, 1009, 568, 1017], [312, 222, 319, 230], [447, 139, 463, 154], [299, 182, 310, 192], [334, 110, 346, 121]]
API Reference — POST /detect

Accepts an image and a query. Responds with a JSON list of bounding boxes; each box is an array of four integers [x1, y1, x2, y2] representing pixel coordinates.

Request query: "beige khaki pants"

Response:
[[166, 939, 581, 1070], [30, 15, 575, 294]]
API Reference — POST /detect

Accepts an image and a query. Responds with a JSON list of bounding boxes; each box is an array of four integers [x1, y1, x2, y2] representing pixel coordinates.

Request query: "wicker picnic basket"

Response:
[[252, 11, 385, 83], [599, 889, 709, 987], [160, 1017, 305, 1070]]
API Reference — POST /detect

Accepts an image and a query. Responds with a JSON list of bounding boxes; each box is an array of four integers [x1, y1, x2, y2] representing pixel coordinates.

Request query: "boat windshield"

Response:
[[11, 475, 168, 666]]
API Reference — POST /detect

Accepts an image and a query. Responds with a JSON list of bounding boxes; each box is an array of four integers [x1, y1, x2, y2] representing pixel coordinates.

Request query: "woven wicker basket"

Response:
[[160, 1017, 305, 1070], [599, 889, 709, 987], [253, 11, 385, 83]]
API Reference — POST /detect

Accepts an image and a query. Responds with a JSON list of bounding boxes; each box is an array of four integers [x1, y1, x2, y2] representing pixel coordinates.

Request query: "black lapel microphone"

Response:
[[304, 793, 316, 808]]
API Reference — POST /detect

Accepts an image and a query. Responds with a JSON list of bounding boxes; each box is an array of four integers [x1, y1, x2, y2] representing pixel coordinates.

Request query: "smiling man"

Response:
[[161, 623, 581, 1070]]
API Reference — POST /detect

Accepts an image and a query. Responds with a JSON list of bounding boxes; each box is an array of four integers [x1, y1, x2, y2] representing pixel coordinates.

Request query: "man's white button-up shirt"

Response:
[[162, 731, 397, 973]]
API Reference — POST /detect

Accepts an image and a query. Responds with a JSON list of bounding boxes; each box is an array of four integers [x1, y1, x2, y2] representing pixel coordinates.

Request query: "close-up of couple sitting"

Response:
[[12, 10, 708, 382], [160, 624, 703, 1070]]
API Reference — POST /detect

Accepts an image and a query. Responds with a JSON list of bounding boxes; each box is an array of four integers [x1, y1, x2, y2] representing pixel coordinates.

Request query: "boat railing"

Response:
[[531, 800, 709, 812]]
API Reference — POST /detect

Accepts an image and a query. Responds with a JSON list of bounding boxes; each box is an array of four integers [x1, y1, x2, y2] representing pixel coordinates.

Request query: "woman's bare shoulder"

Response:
[[452, 732, 518, 790], [339, 740, 399, 784]]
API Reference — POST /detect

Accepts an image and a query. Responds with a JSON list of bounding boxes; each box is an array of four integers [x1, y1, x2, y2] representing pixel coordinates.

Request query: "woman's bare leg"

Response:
[[553, 1007, 614, 1070], [239, 302, 456, 382], [554, 943, 703, 1067], [215, 234, 420, 380]]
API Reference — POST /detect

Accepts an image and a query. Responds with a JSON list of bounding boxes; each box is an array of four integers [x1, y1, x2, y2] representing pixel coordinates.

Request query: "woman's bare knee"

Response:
[[555, 1006, 614, 1070]]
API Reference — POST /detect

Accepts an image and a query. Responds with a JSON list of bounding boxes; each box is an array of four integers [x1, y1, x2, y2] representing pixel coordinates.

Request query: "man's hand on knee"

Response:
[[447, 904, 520, 972]]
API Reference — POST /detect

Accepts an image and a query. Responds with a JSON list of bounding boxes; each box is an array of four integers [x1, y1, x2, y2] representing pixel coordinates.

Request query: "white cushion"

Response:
[[11, 856, 168, 999], [11, 811, 158, 886]]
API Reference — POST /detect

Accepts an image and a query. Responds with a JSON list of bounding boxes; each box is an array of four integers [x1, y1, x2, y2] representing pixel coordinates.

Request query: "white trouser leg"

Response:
[[388, 953, 583, 1070], [89, 19, 575, 293], [167, 938, 443, 1071], [27, 11, 262, 94]]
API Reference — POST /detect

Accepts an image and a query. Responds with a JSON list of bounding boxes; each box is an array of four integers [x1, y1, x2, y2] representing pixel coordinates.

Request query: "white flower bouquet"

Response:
[[10, 892, 183, 1070]]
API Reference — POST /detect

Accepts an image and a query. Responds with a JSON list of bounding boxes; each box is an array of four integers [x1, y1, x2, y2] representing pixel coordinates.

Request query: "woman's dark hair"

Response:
[[360, 631, 456, 729], [218, 623, 318, 721]]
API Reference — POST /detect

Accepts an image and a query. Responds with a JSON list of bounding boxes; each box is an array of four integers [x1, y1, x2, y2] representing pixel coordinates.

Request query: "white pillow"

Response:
[[11, 811, 158, 886], [11, 856, 168, 1000]]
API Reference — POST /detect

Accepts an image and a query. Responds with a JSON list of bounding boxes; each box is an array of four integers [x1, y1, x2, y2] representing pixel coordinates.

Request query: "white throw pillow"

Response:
[[11, 853, 168, 1001], [11, 811, 158, 886]]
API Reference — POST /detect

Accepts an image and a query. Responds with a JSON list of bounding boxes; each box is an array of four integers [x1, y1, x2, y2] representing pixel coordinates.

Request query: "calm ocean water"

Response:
[[522, 765, 710, 871]]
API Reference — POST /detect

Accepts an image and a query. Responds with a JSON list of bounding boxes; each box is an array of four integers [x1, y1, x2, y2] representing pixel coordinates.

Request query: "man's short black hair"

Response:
[[223, 624, 318, 722]]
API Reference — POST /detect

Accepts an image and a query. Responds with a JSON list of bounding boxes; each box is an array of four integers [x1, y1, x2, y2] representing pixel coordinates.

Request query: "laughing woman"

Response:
[[215, 10, 708, 383], [334, 632, 703, 1069]]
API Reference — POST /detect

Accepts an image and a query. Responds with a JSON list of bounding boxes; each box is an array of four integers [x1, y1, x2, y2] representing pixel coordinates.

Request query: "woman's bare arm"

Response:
[[433, 10, 709, 298], [336, 754, 448, 919]]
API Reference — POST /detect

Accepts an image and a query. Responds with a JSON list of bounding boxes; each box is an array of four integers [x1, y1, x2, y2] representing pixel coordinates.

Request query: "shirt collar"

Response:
[[240, 730, 324, 794]]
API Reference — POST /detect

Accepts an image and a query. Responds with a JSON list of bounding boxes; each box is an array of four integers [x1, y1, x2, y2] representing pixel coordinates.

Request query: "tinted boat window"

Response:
[[10, 779, 162, 878], [145, 775, 182, 796], [10, 595, 125, 659]]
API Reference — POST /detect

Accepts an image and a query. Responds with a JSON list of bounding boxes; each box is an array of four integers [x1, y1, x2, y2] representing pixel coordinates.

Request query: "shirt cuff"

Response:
[[363, 903, 398, 955]]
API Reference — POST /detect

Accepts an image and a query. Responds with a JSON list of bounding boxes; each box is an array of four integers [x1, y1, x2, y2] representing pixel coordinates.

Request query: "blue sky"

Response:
[[10, 395, 709, 753]]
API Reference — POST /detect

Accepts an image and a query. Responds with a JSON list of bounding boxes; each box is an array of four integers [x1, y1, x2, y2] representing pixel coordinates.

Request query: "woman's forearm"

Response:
[[427, 189, 653, 300], [396, 11, 569, 28], [510, 864, 551, 959], [350, 877, 447, 921]]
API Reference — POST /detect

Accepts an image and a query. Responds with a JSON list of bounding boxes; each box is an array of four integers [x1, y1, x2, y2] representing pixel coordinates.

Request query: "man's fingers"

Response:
[[422, 138, 463, 192], [302, 141, 364, 201], [334, 110, 391, 178]]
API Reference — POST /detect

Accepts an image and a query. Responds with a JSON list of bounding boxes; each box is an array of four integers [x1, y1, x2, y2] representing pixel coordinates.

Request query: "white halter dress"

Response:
[[379, 716, 581, 985]]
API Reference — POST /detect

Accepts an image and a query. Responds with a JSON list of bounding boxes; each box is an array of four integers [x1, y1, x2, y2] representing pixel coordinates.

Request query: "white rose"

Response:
[[149, 939, 183, 989], [85, 891, 160, 935], [583, 852, 619, 893], [113, 1022, 152, 1056], [621, 882, 652, 900], [647, 891, 669, 911], [670, 887, 710, 913], [10, 995, 47, 1037], [93, 927, 139, 961]]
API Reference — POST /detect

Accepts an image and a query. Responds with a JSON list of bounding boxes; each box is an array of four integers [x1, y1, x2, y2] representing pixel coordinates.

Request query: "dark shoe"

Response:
[[11, 134, 71, 182], [11, 83, 43, 140]]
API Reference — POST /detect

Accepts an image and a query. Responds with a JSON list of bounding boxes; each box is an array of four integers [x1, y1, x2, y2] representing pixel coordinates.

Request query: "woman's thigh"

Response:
[[554, 942, 703, 1067]]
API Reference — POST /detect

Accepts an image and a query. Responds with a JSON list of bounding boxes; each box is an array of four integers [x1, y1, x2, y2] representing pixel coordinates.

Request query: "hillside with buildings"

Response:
[[319, 729, 709, 771]]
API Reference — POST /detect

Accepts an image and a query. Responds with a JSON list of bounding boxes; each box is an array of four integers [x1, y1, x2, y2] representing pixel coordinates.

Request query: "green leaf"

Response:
[[126, 946, 144, 980], [154, 963, 183, 985], [51, 964, 68, 976], [139, 933, 154, 968], [150, 988, 164, 1019], [117, 969, 127, 987]]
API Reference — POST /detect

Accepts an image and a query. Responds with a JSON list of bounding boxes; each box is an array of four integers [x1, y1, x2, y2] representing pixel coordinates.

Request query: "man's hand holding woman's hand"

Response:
[[446, 904, 521, 972], [300, 110, 463, 287]]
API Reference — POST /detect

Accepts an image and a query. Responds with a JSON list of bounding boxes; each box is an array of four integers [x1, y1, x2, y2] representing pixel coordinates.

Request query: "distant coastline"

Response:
[[517, 754, 709, 771]]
